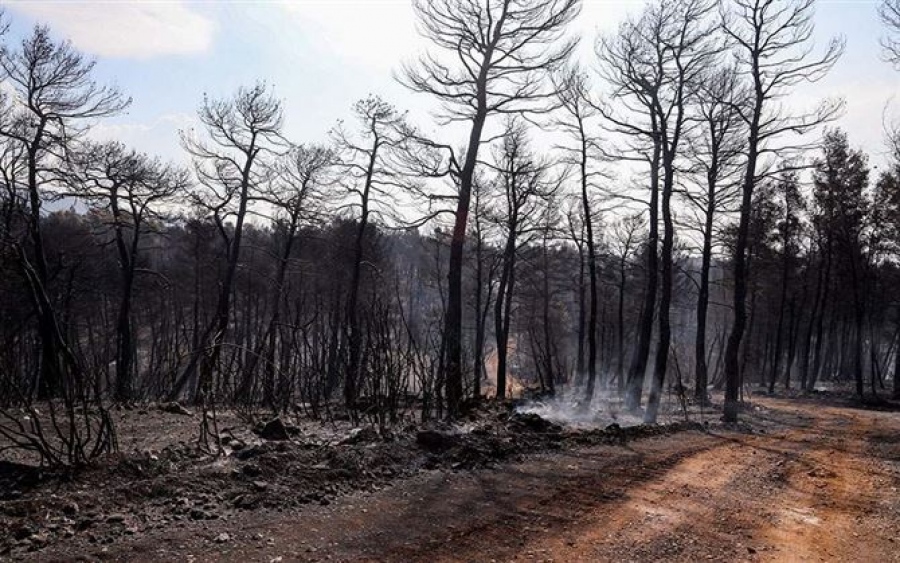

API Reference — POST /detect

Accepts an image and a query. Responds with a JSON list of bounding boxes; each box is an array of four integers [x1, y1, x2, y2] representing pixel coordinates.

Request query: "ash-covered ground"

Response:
[[0, 396, 703, 559]]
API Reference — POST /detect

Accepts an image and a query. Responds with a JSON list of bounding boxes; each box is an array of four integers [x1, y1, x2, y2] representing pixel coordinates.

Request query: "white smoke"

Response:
[[516, 382, 645, 428]]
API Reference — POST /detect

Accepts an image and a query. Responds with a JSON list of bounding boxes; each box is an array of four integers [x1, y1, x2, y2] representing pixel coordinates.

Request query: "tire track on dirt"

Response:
[[365, 399, 900, 563]]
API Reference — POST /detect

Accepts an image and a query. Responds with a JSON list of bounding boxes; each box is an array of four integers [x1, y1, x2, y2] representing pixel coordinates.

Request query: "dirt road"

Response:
[[38, 397, 900, 562]]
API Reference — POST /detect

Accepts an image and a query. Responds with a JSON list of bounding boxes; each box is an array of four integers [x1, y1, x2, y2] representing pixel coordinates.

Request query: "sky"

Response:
[[3, 0, 898, 172]]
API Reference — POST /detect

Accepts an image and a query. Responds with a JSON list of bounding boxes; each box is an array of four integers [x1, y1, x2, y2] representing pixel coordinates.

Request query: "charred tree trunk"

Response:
[[575, 240, 586, 379], [494, 232, 517, 400], [784, 298, 800, 389], [694, 184, 715, 404], [345, 140, 378, 412], [769, 253, 790, 393], [473, 225, 487, 400], [581, 135, 600, 406], [849, 250, 866, 398], [541, 237, 556, 396], [24, 118, 63, 399], [723, 98, 761, 422], [111, 192, 140, 403], [445, 105, 488, 415], [646, 160, 673, 424], [811, 248, 833, 390], [625, 145, 660, 412]]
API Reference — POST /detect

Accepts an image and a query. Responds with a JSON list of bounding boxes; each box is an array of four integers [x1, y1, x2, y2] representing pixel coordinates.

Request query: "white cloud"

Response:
[[277, 0, 420, 71], [274, 0, 640, 78], [7, 1, 215, 59], [274, 0, 637, 81]]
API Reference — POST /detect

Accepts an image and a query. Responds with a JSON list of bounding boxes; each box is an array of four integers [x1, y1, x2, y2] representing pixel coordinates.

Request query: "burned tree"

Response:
[[331, 95, 415, 413], [767, 168, 804, 392], [595, 0, 718, 421], [0, 25, 127, 467], [873, 144, 900, 399], [607, 214, 646, 396], [811, 130, 870, 397], [402, 0, 580, 416], [720, 0, 843, 422], [242, 143, 333, 408], [67, 142, 188, 403], [470, 173, 499, 399], [553, 67, 603, 404], [643, 0, 718, 424], [171, 83, 284, 407], [681, 66, 744, 403], [0, 26, 129, 399], [595, 5, 664, 412], [487, 120, 556, 399]]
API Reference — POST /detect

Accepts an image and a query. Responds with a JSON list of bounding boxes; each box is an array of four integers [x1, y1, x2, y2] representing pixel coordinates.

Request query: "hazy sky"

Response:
[[4, 0, 898, 170]]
